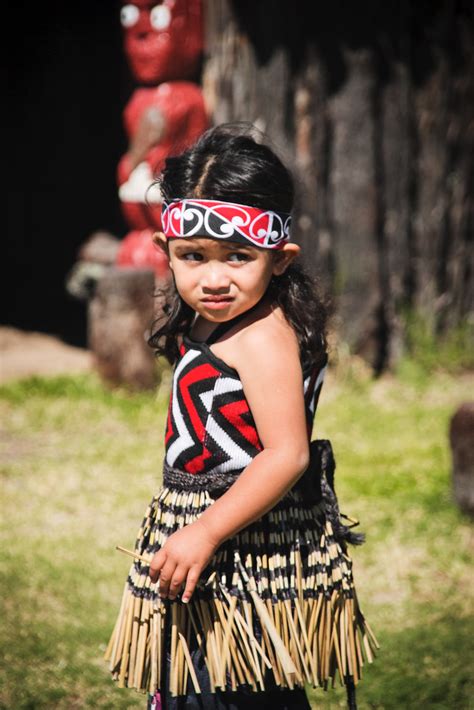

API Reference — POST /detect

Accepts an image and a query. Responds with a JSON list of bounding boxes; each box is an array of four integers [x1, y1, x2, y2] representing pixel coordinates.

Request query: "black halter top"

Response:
[[164, 304, 328, 477]]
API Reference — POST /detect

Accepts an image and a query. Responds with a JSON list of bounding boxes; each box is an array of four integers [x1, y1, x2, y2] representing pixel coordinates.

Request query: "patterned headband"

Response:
[[161, 198, 291, 249]]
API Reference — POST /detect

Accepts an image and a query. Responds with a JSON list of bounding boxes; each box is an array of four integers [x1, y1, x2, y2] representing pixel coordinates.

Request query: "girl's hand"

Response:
[[149, 519, 219, 603]]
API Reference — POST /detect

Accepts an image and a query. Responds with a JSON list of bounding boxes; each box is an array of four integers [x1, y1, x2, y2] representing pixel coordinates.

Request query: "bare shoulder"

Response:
[[213, 306, 300, 372], [237, 306, 297, 352]]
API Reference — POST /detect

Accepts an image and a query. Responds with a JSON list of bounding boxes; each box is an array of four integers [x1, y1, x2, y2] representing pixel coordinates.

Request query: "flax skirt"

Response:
[[104, 477, 378, 705]]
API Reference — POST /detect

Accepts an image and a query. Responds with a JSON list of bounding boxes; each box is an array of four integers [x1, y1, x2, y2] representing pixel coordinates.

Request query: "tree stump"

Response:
[[449, 401, 474, 516], [88, 267, 157, 390]]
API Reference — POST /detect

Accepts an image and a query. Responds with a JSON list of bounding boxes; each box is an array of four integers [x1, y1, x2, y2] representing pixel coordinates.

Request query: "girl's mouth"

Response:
[[201, 297, 234, 310]]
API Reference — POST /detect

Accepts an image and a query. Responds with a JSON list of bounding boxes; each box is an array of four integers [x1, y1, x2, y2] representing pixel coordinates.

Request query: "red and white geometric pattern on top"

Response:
[[161, 199, 292, 249], [164, 340, 327, 476], [164, 346, 262, 475]]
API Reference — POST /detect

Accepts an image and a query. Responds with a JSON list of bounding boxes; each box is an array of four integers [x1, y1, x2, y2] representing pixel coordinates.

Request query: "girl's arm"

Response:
[[150, 314, 311, 601], [197, 319, 310, 538]]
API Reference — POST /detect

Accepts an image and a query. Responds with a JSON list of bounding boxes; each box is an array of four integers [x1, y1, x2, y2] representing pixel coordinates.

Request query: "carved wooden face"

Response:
[[118, 84, 209, 230], [120, 0, 203, 84]]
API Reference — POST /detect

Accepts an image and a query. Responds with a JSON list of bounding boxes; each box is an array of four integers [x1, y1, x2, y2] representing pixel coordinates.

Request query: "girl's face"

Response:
[[156, 235, 299, 322]]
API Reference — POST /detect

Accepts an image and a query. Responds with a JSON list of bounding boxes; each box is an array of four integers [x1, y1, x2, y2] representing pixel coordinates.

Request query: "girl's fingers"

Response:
[[157, 560, 178, 599], [149, 549, 166, 583], [167, 566, 187, 600], [181, 567, 200, 603]]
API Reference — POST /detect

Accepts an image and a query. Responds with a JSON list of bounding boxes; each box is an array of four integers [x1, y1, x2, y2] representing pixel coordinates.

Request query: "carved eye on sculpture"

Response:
[[150, 4, 171, 31], [120, 4, 139, 28]]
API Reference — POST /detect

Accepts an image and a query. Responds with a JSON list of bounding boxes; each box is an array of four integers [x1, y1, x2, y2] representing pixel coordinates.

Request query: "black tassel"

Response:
[[294, 439, 365, 548]]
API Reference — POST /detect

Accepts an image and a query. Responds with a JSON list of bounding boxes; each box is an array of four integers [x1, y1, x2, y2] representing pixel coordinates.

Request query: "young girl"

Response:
[[104, 124, 377, 709]]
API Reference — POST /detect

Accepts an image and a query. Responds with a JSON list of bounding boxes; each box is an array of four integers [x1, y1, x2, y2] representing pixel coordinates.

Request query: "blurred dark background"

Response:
[[6, 1, 129, 346], [5, 0, 473, 365]]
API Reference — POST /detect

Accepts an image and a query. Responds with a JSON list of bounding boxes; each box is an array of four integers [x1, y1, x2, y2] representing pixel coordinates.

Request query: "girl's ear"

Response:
[[272, 243, 300, 276], [153, 231, 173, 269], [152, 231, 168, 252]]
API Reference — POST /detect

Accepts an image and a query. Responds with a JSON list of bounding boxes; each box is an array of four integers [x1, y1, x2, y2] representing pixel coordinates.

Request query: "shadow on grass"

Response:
[[308, 612, 474, 709]]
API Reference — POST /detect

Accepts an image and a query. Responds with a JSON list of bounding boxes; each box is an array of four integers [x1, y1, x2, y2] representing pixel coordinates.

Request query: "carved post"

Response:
[[88, 267, 157, 390]]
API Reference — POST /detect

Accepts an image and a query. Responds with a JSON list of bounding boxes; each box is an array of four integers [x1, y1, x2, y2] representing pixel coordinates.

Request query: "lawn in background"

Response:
[[1, 354, 473, 709]]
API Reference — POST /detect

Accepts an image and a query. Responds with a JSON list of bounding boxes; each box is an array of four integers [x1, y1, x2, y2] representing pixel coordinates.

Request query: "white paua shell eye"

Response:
[[150, 4, 171, 31], [120, 4, 139, 28]]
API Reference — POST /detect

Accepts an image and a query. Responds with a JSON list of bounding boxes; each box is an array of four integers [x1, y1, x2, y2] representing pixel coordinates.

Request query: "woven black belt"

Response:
[[162, 440, 364, 546], [162, 462, 243, 497]]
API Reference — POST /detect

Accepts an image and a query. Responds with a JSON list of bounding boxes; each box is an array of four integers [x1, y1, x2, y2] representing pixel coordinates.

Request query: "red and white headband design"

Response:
[[161, 198, 291, 249]]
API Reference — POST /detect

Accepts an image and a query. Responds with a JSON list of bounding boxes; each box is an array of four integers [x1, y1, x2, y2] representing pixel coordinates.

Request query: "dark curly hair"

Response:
[[148, 123, 330, 370]]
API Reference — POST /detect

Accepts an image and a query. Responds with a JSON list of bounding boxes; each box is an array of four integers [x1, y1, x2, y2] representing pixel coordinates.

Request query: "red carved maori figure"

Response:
[[116, 0, 208, 277], [64, 0, 207, 389]]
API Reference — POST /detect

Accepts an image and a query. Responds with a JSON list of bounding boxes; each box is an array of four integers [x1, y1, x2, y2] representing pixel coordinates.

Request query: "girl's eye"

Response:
[[228, 252, 250, 262], [181, 252, 203, 261]]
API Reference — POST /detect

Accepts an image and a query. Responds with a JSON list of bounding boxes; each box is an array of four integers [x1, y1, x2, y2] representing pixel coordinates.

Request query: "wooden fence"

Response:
[[202, 0, 473, 371]]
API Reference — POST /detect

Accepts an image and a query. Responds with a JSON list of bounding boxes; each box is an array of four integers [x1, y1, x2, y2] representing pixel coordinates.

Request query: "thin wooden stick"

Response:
[[223, 600, 260, 689], [170, 603, 179, 696], [243, 599, 264, 690], [178, 625, 201, 694], [330, 604, 344, 685], [210, 600, 224, 688], [184, 611, 192, 691], [236, 556, 297, 678], [217, 583, 271, 667], [187, 602, 216, 691], [270, 600, 285, 684], [187, 604, 208, 662], [260, 612, 280, 686], [347, 599, 359, 684], [216, 595, 238, 687], [134, 598, 150, 688], [106, 584, 127, 666], [324, 600, 333, 682], [284, 599, 307, 682], [116, 545, 216, 587], [116, 545, 150, 565], [176, 605, 185, 695], [355, 625, 364, 669], [118, 594, 135, 687], [199, 600, 220, 689], [150, 607, 158, 693], [294, 598, 318, 686], [128, 595, 141, 687], [339, 602, 347, 679], [362, 631, 374, 664], [228, 627, 247, 687]]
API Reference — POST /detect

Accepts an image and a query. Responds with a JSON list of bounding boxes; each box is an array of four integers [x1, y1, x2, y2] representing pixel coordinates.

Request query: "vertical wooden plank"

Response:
[[294, 46, 333, 288], [439, 7, 474, 330], [328, 48, 380, 364], [412, 56, 451, 330], [379, 29, 413, 369]]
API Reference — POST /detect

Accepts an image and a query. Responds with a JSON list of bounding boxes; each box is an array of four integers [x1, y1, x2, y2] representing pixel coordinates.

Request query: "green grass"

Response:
[[399, 310, 474, 376], [1, 363, 473, 709]]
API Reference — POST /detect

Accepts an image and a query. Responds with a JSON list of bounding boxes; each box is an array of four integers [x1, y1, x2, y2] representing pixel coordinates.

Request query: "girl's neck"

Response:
[[189, 298, 270, 344]]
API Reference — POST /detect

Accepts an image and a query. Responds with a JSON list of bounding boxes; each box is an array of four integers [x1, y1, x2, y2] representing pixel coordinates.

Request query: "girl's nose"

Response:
[[201, 263, 231, 291]]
